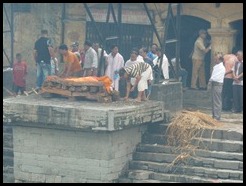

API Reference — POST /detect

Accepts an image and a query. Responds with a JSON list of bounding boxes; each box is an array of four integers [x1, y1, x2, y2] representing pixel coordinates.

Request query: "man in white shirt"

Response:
[[152, 47, 169, 82], [92, 42, 108, 76], [83, 40, 98, 77], [208, 52, 225, 120], [105, 45, 124, 91]]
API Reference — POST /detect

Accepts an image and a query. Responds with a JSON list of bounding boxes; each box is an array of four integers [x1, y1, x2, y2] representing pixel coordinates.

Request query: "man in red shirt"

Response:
[[13, 53, 27, 95]]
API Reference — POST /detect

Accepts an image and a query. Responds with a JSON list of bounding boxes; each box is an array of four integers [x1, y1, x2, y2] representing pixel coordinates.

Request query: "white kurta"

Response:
[[153, 54, 170, 79], [105, 52, 124, 91]]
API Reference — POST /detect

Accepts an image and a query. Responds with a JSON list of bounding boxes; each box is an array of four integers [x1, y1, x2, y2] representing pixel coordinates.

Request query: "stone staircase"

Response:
[[118, 99, 243, 183]]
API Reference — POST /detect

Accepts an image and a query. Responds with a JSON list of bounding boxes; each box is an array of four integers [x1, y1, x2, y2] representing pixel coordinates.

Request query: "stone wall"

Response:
[[3, 95, 166, 183], [3, 124, 15, 183], [3, 70, 13, 97], [149, 82, 183, 114], [12, 124, 146, 183]]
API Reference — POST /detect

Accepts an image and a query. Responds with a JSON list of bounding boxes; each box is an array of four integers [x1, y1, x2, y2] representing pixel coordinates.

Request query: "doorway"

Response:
[[165, 15, 211, 87], [230, 19, 243, 53]]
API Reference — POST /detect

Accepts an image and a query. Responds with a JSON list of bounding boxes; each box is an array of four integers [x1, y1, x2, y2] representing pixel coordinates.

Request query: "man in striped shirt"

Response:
[[119, 62, 153, 102]]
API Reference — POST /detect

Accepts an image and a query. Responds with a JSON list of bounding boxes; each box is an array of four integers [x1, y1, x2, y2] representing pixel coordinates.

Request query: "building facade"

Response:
[[3, 3, 243, 88]]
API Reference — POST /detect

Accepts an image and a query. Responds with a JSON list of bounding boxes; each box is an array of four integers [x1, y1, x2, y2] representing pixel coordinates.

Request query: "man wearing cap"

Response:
[[83, 40, 98, 77], [191, 29, 211, 90]]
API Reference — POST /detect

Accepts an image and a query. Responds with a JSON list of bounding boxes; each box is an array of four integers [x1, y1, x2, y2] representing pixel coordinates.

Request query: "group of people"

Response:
[[189, 29, 243, 120], [11, 29, 243, 114], [26, 29, 186, 102], [208, 50, 243, 121]]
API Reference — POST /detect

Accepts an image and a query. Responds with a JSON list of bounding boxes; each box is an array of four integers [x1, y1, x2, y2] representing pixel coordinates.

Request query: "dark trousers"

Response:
[[13, 84, 25, 95], [222, 78, 233, 110], [232, 85, 243, 112]]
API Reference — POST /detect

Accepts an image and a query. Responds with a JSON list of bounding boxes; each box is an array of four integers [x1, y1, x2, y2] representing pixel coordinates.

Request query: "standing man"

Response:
[[12, 53, 27, 95], [208, 52, 225, 121], [70, 41, 81, 61], [83, 40, 98, 77], [147, 43, 158, 61], [231, 50, 243, 113], [105, 45, 124, 92], [153, 47, 169, 82], [58, 44, 82, 78], [222, 53, 237, 111], [34, 29, 52, 90], [92, 42, 108, 76], [191, 29, 211, 90]]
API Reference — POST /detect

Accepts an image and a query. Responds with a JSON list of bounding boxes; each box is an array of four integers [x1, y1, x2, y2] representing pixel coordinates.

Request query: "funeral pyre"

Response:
[[40, 75, 119, 103]]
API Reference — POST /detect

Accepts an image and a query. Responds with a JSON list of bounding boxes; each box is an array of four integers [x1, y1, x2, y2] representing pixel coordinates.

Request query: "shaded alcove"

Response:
[[230, 19, 243, 53], [165, 15, 211, 87]]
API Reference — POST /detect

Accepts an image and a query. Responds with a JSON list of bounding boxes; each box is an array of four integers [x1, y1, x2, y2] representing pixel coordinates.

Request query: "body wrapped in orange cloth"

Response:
[[44, 75, 112, 93]]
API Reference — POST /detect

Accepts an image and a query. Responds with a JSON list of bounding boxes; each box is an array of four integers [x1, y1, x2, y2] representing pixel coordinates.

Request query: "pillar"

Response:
[[207, 28, 237, 73]]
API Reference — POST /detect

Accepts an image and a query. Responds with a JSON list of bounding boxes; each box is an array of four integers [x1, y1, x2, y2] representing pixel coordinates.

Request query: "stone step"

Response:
[[118, 170, 179, 183], [147, 123, 243, 141], [120, 169, 243, 183], [118, 177, 177, 183], [136, 144, 243, 161], [190, 108, 243, 121], [142, 133, 243, 152], [133, 152, 243, 171], [183, 89, 211, 108], [129, 160, 243, 180]]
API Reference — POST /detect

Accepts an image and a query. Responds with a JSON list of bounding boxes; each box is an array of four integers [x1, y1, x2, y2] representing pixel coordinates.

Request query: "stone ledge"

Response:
[[3, 95, 166, 131]]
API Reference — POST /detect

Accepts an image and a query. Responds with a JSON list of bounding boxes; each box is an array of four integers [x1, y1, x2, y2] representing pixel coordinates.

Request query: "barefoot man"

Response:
[[119, 62, 153, 102]]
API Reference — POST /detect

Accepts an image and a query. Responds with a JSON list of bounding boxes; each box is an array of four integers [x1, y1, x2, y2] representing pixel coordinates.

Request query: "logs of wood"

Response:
[[41, 75, 115, 103]]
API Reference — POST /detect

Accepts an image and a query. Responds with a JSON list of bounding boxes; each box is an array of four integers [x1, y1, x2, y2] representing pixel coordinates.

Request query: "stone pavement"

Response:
[[182, 89, 243, 135]]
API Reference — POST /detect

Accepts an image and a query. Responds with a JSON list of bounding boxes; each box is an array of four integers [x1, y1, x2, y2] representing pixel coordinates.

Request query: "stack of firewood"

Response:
[[41, 75, 119, 103]]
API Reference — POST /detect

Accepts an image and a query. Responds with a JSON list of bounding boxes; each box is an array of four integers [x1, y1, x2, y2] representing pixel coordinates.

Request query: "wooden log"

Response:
[[89, 86, 99, 93], [41, 87, 72, 97], [31, 88, 39, 95], [97, 95, 112, 103], [81, 85, 88, 92], [3, 86, 16, 97], [61, 84, 67, 90], [68, 86, 76, 91]]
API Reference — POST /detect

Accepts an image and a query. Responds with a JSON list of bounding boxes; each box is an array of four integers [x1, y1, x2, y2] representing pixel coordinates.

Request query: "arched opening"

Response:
[[230, 19, 243, 53], [165, 15, 211, 87]]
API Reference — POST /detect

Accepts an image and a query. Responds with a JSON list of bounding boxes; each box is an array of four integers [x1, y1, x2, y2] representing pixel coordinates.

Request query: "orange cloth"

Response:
[[45, 75, 112, 93], [63, 51, 82, 73], [96, 76, 112, 93]]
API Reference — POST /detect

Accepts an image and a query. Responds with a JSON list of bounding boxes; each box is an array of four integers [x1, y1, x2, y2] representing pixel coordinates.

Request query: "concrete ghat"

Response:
[[3, 95, 165, 131]]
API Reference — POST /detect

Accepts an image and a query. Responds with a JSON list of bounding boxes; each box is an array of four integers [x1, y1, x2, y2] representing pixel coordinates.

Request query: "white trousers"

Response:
[[138, 66, 153, 91]]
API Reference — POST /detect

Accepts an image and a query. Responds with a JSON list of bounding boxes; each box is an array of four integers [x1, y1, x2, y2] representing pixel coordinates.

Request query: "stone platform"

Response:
[[3, 94, 165, 131]]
